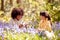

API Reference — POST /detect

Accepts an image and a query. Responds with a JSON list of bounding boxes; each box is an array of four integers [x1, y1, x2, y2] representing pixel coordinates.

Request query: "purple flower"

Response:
[[0, 22, 3, 28]]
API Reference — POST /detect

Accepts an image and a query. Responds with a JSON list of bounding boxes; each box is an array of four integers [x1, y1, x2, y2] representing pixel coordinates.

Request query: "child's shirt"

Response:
[[39, 20, 52, 32], [9, 19, 20, 26]]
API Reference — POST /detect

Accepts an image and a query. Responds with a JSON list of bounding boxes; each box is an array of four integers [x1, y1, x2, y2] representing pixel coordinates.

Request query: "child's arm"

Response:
[[38, 22, 45, 31], [46, 21, 52, 32], [19, 24, 23, 28]]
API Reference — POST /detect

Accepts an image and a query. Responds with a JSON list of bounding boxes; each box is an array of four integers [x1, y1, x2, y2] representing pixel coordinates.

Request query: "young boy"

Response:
[[9, 8, 24, 28]]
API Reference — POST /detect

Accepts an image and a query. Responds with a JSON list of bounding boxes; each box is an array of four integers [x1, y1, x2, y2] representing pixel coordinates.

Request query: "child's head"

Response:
[[40, 11, 51, 21], [11, 8, 24, 21]]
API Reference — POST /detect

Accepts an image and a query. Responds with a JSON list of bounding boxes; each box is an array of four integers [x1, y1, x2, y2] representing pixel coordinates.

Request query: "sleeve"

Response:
[[38, 21, 43, 30], [9, 19, 16, 26], [46, 21, 52, 32], [38, 22, 40, 30]]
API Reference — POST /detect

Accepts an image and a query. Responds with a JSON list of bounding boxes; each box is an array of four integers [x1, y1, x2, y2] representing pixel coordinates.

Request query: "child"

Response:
[[38, 11, 52, 32], [38, 11, 55, 39], [9, 8, 24, 28]]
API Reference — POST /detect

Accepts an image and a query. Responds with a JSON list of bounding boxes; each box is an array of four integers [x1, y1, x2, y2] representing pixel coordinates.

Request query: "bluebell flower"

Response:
[[0, 22, 3, 28]]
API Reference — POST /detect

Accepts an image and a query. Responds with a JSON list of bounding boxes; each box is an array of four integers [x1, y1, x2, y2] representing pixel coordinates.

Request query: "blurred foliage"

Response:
[[0, 0, 60, 40], [0, 0, 60, 25]]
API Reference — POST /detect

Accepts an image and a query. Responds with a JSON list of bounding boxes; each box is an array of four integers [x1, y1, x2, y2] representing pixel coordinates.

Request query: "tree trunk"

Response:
[[10, 0, 13, 5], [1, 0, 4, 11], [48, 0, 54, 3], [17, 0, 21, 4]]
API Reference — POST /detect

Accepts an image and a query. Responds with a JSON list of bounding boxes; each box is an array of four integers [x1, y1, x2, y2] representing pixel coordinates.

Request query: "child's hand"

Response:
[[37, 27, 45, 31], [24, 24, 29, 28], [19, 24, 23, 28], [37, 28, 41, 31]]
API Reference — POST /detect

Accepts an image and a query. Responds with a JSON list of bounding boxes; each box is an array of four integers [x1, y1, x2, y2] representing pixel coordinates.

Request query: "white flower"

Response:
[[27, 27, 37, 35], [45, 31, 55, 39], [58, 33, 60, 37], [0, 28, 3, 35]]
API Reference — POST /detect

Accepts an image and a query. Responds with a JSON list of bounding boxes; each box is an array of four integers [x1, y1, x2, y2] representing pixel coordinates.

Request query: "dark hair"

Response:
[[40, 11, 51, 20], [11, 8, 24, 19], [47, 15, 51, 20]]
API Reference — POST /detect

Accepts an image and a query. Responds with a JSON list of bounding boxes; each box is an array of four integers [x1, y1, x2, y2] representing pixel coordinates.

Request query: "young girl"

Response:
[[38, 11, 55, 39], [38, 11, 52, 32], [9, 8, 24, 28]]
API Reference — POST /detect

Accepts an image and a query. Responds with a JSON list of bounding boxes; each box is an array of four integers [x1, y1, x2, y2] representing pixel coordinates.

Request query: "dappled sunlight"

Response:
[[0, 0, 60, 40]]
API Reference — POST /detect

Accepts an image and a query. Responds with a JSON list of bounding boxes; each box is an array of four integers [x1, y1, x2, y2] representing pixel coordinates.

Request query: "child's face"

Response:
[[40, 16, 46, 20], [16, 15, 23, 21]]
